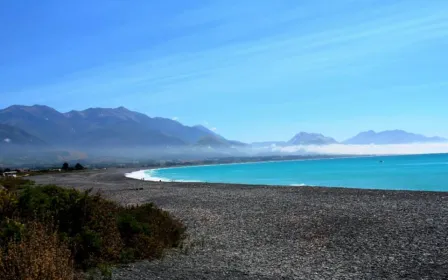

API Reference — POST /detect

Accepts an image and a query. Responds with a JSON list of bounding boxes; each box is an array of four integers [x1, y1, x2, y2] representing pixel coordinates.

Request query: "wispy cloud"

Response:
[[2, 0, 448, 142], [5, 0, 448, 105]]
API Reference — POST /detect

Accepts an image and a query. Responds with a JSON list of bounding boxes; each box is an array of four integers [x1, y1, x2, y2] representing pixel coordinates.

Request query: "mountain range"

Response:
[[0, 105, 240, 148], [252, 130, 447, 147], [0, 105, 446, 151], [343, 130, 447, 145]]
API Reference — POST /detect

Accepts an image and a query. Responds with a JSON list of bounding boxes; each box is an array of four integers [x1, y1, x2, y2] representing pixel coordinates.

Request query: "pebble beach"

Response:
[[32, 168, 448, 280]]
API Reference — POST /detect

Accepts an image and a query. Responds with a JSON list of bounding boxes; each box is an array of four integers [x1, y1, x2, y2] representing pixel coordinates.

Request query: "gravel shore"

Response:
[[32, 168, 448, 280]]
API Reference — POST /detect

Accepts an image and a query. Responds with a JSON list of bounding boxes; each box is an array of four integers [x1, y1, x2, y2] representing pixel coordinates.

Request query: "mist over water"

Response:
[[4, 141, 448, 167], [275, 143, 448, 155]]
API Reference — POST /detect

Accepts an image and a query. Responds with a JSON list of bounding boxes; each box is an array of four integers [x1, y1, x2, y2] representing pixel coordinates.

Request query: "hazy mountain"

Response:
[[288, 132, 338, 145], [344, 130, 447, 145], [0, 105, 76, 144], [4, 105, 445, 152], [64, 107, 187, 147], [0, 124, 46, 146], [0, 105, 235, 148], [193, 125, 248, 147], [195, 135, 232, 148], [227, 140, 248, 147], [64, 107, 212, 144], [193, 125, 223, 139]]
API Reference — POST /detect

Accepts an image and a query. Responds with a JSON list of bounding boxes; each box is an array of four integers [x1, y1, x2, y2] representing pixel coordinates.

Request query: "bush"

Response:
[[0, 183, 186, 271], [0, 190, 18, 218], [62, 162, 70, 171], [15, 186, 123, 268], [0, 177, 33, 191], [117, 204, 185, 260], [75, 163, 84, 170], [115, 202, 185, 265], [0, 221, 75, 280]]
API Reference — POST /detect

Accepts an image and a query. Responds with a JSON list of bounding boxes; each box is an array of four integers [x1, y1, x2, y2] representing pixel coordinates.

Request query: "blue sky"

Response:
[[1, 0, 448, 142]]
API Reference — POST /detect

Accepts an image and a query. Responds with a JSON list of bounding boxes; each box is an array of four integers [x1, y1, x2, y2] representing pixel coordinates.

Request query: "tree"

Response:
[[74, 163, 84, 170], [62, 162, 69, 171]]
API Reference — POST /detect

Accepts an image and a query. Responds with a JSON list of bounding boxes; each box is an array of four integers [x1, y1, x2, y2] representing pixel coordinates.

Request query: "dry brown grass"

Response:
[[0, 221, 75, 280]]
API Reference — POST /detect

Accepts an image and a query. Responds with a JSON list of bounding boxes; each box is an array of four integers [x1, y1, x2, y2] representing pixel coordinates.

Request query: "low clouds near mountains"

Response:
[[274, 143, 448, 155]]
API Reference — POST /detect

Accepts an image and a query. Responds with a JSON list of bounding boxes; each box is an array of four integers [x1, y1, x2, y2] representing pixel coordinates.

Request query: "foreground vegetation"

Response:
[[0, 177, 185, 280]]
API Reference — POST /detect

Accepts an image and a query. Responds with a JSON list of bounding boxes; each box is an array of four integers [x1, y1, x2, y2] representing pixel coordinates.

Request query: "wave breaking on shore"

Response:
[[125, 170, 201, 183], [125, 170, 169, 182]]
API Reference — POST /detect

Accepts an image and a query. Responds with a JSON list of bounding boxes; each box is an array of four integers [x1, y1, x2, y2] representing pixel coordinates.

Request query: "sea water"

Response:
[[129, 154, 448, 191]]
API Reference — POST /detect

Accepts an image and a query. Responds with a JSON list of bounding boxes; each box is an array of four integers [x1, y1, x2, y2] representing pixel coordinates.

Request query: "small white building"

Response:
[[3, 171, 17, 178]]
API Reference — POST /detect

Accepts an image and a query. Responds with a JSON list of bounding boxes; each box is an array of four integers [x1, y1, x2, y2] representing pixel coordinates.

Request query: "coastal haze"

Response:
[[1, 105, 448, 166]]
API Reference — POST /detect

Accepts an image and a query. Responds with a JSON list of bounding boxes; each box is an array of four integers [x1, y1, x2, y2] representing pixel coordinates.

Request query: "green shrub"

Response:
[[0, 184, 186, 271], [0, 177, 33, 191], [118, 204, 185, 251], [0, 219, 24, 247], [0, 190, 18, 218], [116, 202, 185, 262], [16, 186, 122, 268]]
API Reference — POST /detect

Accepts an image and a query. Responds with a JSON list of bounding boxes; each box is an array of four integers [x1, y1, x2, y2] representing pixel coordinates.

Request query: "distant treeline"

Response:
[[2, 154, 357, 172], [1, 162, 85, 175]]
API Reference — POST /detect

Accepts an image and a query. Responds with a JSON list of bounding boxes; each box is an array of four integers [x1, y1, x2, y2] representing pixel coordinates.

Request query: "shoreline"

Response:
[[124, 154, 448, 192], [124, 154, 385, 182], [125, 169, 447, 192], [31, 168, 448, 279]]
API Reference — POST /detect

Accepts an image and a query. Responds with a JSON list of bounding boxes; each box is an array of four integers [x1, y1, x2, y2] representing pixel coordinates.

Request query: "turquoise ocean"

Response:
[[141, 154, 448, 191]]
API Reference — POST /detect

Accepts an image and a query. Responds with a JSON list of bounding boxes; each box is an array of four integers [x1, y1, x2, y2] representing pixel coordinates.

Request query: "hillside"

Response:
[[195, 135, 232, 148], [0, 124, 46, 146]]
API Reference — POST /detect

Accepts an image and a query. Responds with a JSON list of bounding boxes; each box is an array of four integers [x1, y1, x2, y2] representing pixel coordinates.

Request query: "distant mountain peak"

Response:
[[288, 132, 338, 145], [31, 104, 53, 109], [344, 130, 447, 145], [114, 106, 132, 112], [293, 132, 324, 137], [193, 124, 208, 130]]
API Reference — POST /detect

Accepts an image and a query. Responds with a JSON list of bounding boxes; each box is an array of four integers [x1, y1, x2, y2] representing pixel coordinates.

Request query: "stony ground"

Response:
[[33, 169, 448, 280]]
